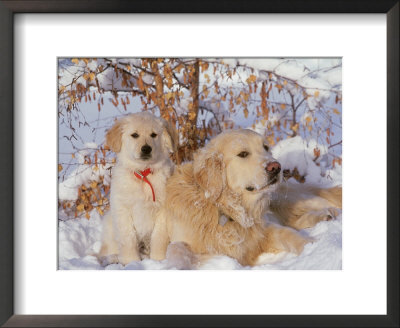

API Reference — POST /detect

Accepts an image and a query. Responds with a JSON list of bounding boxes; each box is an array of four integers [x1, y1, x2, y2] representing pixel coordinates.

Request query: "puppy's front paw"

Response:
[[98, 254, 119, 267], [119, 251, 141, 265]]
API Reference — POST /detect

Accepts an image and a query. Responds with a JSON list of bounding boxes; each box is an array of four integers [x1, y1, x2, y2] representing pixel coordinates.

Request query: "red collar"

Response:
[[133, 168, 155, 202]]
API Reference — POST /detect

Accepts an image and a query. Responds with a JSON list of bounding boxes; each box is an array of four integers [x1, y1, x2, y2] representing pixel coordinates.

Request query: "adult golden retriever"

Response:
[[150, 129, 341, 267], [99, 112, 176, 265]]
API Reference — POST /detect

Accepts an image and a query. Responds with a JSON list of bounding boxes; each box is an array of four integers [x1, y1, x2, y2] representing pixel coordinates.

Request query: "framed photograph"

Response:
[[1, 1, 398, 327], [57, 55, 343, 272]]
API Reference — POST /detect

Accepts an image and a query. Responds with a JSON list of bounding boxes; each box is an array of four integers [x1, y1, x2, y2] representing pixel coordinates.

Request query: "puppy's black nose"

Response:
[[266, 161, 281, 176], [141, 144, 152, 155]]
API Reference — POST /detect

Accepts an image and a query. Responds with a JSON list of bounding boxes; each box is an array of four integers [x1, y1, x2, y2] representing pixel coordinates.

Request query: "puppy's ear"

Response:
[[105, 119, 124, 153], [158, 117, 178, 153], [193, 149, 225, 202]]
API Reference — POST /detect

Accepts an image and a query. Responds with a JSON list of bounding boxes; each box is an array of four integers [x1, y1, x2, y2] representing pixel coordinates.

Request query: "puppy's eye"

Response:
[[150, 132, 157, 138], [246, 186, 255, 191], [237, 151, 249, 158], [131, 133, 139, 138], [263, 144, 269, 152]]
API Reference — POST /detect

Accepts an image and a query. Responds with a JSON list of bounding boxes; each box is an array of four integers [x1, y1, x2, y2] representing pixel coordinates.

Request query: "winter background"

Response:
[[58, 58, 342, 270]]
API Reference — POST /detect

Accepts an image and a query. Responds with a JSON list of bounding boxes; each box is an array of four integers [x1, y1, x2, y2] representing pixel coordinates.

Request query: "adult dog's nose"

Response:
[[266, 161, 281, 176], [141, 144, 152, 155]]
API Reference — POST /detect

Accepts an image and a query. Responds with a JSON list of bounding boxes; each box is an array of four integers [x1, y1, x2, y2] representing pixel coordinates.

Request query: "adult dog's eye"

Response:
[[131, 133, 139, 138], [150, 132, 157, 138], [246, 186, 255, 191], [263, 144, 269, 152], [237, 151, 249, 158]]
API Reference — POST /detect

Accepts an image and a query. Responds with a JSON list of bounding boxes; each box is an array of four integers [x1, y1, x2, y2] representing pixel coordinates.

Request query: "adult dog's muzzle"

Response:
[[266, 161, 281, 185]]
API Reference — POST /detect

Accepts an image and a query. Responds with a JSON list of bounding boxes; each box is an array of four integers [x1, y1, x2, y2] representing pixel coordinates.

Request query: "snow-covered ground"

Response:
[[58, 136, 342, 270], [58, 211, 342, 270]]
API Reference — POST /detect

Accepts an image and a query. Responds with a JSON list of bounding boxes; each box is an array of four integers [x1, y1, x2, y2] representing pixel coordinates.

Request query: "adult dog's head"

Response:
[[105, 112, 177, 167], [193, 129, 281, 228]]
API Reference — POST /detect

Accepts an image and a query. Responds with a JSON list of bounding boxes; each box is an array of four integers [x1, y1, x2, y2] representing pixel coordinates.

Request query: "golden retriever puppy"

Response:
[[99, 112, 176, 265], [150, 129, 341, 267]]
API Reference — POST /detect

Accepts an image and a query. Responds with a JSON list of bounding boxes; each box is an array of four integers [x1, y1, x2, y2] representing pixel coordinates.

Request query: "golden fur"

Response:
[[99, 112, 177, 265], [150, 129, 341, 267], [270, 184, 341, 230]]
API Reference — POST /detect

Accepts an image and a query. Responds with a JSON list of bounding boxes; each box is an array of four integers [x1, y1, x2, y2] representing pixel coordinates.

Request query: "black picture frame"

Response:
[[0, 1, 398, 327]]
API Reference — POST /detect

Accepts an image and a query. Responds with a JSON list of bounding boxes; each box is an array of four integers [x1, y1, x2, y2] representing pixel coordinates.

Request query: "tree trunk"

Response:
[[151, 59, 166, 116], [187, 59, 200, 158], [290, 92, 297, 137]]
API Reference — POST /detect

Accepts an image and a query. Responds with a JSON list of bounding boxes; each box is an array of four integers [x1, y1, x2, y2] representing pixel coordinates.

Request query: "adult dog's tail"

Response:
[[315, 185, 342, 208]]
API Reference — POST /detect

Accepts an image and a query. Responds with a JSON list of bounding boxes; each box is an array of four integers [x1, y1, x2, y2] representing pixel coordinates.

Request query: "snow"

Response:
[[84, 142, 98, 149], [59, 142, 112, 201], [59, 179, 79, 201], [220, 58, 341, 111], [58, 136, 342, 270], [58, 161, 111, 201], [271, 136, 338, 185], [58, 213, 103, 270], [223, 58, 342, 90], [254, 218, 342, 270], [58, 210, 342, 270], [273, 59, 310, 80]]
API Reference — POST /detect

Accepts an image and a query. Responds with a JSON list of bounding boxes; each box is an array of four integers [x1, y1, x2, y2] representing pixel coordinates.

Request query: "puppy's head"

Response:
[[193, 129, 281, 227], [105, 112, 177, 165]]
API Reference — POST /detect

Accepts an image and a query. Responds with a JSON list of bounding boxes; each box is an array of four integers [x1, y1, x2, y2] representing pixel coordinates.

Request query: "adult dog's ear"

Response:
[[193, 149, 225, 202], [217, 189, 254, 228], [194, 145, 254, 228], [158, 117, 178, 153], [105, 119, 124, 153]]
